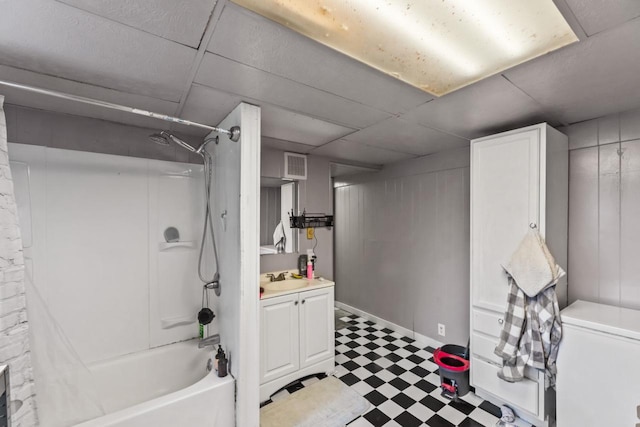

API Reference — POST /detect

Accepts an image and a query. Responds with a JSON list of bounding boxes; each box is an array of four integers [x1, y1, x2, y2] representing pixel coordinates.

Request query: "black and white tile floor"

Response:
[[263, 312, 504, 426]]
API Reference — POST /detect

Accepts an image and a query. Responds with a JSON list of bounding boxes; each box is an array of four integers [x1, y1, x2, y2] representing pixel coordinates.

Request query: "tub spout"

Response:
[[198, 334, 220, 349]]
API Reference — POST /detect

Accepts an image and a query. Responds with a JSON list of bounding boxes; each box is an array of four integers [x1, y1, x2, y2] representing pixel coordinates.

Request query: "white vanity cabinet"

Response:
[[470, 123, 568, 426], [259, 284, 335, 402], [260, 293, 300, 384], [299, 288, 334, 368]]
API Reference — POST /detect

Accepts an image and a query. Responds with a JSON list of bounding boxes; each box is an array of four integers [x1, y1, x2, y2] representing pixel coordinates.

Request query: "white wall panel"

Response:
[[335, 149, 470, 345], [620, 140, 640, 309], [567, 107, 640, 310], [597, 144, 621, 305]]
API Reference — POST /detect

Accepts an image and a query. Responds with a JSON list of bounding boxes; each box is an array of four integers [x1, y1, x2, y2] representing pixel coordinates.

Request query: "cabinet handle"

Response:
[[529, 222, 537, 229], [301, 300, 305, 304], [294, 301, 298, 306], [498, 318, 504, 325]]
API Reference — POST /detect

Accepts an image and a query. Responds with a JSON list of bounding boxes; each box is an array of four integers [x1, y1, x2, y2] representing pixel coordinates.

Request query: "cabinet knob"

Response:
[[301, 300, 306, 304], [529, 222, 537, 229], [294, 301, 298, 306], [498, 318, 504, 325]]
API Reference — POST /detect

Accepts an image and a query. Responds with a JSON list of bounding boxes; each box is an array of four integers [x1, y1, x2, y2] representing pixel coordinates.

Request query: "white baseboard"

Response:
[[335, 301, 444, 349]]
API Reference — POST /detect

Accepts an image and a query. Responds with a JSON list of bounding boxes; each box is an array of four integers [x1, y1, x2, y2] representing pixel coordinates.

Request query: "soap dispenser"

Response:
[[306, 256, 313, 279], [306, 249, 315, 279]]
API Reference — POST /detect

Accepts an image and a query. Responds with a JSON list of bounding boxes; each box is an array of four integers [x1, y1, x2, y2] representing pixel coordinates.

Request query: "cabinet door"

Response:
[[299, 287, 334, 369], [471, 129, 540, 312], [260, 293, 300, 385]]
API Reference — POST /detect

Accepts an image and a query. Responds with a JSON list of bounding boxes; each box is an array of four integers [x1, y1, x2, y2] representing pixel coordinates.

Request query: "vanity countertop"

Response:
[[260, 271, 334, 300]]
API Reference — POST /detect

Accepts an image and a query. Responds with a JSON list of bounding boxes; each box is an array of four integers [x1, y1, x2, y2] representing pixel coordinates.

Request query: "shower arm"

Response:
[[0, 79, 240, 142]]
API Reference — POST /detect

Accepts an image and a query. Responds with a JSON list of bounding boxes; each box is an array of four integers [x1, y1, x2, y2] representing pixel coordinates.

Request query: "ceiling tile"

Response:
[[207, 4, 431, 115], [0, 0, 196, 102], [504, 19, 640, 124], [0, 65, 180, 131], [402, 75, 552, 139], [194, 53, 391, 129], [310, 140, 414, 165], [342, 117, 468, 156], [565, 0, 640, 36], [261, 136, 315, 154], [261, 104, 354, 146], [56, 0, 218, 48], [180, 84, 243, 127]]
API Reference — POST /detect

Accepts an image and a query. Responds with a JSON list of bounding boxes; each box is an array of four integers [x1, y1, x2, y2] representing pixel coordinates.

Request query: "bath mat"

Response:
[[260, 376, 370, 427]]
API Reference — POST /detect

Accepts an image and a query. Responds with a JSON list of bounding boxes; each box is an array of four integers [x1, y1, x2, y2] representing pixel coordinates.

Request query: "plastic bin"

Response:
[[433, 344, 470, 400]]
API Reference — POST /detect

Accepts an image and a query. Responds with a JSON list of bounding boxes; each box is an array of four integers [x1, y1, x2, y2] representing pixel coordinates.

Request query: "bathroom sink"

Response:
[[262, 279, 307, 292]]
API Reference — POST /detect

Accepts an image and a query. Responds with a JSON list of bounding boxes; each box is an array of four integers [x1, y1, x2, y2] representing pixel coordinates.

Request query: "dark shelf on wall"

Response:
[[289, 211, 334, 229]]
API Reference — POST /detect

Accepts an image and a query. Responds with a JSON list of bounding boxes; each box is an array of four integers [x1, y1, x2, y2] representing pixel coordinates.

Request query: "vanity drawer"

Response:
[[472, 356, 539, 415], [473, 309, 504, 338], [472, 332, 502, 365]]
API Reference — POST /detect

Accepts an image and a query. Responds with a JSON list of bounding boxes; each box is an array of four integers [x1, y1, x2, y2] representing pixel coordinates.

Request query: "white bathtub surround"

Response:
[[8, 144, 213, 358], [0, 95, 37, 426], [7, 143, 216, 425], [208, 103, 261, 426], [74, 339, 234, 427]]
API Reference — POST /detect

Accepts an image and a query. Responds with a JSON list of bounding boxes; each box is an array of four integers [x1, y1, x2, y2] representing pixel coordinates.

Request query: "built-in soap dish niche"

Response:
[[159, 226, 196, 251]]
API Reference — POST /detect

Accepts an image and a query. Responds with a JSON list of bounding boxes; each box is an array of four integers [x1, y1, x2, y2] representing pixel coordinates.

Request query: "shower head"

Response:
[[148, 131, 205, 154], [149, 132, 171, 146]]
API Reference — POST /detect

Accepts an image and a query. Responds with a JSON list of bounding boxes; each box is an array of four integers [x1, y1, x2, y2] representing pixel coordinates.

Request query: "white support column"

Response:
[[0, 95, 38, 426]]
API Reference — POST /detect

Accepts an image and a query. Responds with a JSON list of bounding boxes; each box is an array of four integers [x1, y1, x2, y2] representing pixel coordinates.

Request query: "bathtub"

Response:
[[37, 339, 235, 427]]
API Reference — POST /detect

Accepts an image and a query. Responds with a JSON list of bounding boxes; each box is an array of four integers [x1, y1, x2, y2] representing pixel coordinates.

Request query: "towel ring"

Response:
[[529, 223, 537, 229]]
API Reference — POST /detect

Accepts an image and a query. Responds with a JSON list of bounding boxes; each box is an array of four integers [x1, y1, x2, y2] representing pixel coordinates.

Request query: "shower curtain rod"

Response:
[[0, 79, 240, 141]]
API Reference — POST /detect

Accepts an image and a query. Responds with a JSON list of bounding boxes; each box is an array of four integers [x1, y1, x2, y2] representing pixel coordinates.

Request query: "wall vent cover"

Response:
[[284, 152, 307, 180]]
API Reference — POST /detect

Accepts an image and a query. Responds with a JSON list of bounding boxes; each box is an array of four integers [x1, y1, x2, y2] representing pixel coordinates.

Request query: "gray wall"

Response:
[[565, 106, 640, 309], [259, 148, 334, 280], [334, 147, 470, 345], [4, 104, 204, 164]]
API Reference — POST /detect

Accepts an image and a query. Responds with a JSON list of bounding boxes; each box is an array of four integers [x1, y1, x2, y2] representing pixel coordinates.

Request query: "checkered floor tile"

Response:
[[262, 312, 506, 426]]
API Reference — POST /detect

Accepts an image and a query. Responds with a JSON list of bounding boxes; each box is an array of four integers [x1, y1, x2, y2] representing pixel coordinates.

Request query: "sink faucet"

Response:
[[198, 333, 221, 349], [266, 272, 288, 282]]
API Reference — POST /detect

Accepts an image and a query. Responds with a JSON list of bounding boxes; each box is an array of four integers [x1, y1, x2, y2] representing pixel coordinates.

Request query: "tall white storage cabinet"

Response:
[[557, 301, 640, 427], [470, 123, 568, 426]]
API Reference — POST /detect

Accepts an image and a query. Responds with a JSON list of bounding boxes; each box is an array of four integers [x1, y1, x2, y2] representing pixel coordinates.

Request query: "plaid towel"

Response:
[[494, 277, 562, 389]]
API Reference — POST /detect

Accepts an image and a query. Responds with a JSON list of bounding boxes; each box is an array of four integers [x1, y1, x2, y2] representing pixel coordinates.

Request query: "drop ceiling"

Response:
[[1, 0, 640, 168]]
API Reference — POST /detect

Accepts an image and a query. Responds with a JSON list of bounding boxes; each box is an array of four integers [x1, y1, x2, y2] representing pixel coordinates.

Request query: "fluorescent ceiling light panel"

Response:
[[231, 0, 578, 96]]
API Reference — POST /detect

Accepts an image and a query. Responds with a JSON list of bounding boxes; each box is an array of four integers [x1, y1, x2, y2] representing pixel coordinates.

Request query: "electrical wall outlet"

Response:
[[438, 323, 446, 337], [306, 227, 314, 240]]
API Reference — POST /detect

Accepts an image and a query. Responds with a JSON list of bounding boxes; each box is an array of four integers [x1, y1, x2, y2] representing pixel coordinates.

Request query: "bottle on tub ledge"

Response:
[[218, 349, 228, 378]]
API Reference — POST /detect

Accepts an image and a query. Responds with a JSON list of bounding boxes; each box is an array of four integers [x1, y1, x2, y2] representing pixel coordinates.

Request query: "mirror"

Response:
[[260, 177, 298, 256]]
